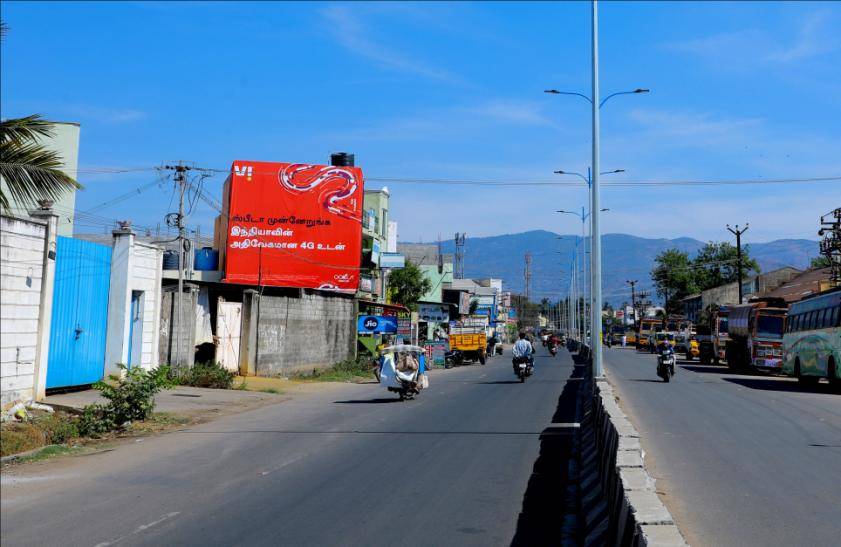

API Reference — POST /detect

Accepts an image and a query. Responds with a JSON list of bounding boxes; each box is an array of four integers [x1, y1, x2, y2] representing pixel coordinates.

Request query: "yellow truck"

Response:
[[636, 318, 663, 351], [448, 326, 487, 366]]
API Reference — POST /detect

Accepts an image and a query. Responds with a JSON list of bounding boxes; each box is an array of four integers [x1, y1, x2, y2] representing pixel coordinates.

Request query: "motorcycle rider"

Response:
[[512, 332, 535, 374]]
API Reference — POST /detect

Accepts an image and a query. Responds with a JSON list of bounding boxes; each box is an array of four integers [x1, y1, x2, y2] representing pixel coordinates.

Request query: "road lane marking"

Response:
[[94, 512, 181, 546]]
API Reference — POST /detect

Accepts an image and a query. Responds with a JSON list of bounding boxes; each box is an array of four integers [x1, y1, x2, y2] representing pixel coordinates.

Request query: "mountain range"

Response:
[[434, 231, 820, 306]]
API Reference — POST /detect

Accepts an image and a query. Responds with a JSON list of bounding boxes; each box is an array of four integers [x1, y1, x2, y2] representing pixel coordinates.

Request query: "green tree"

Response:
[[692, 241, 759, 291], [651, 249, 697, 314], [810, 255, 831, 269], [386, 261, 432, 311], [0, 24, 81, 212]]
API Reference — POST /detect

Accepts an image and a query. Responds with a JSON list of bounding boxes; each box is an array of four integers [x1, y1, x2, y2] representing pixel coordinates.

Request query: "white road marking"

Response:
[[94, 512, 180, 546]]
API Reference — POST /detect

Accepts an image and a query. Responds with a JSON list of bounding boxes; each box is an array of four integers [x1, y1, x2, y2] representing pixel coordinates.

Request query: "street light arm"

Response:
[[599, 88, 649, 109], [545, 89, 593, 104], [554, 170, 589, 184], [557, 210, 585, 220]]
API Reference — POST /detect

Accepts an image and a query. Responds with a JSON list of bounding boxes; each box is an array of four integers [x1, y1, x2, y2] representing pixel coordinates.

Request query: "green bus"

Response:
[[782, 288, 841, 387]]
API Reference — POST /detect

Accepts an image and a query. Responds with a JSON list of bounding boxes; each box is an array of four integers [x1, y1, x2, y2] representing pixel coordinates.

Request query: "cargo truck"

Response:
[[725, 301, 787, 372]]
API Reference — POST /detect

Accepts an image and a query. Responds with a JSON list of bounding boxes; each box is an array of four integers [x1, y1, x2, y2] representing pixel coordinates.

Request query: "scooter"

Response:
[[548, 343, 558, 357], [657, 347, 676, 382]]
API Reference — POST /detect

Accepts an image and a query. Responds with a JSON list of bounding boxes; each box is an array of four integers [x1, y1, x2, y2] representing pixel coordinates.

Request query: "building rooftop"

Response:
[[761, 267, 833, 303]]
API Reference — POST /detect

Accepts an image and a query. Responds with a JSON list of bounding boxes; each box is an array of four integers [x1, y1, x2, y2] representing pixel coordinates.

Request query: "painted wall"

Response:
[[419, 263, 453, 304], [255, 291, 356, 376], [0, 122, 80, 237], [1, 216, 46, 406], [106, 230, 164, 376]]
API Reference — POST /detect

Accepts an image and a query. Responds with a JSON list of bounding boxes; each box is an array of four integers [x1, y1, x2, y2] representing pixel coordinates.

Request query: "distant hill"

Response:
[[428, 230, 819, 306]]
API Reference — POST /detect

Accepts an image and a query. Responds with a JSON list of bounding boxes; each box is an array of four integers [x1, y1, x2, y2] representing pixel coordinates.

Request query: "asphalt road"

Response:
[[2, 347, 576, 547], [604, 347, 841, 547]]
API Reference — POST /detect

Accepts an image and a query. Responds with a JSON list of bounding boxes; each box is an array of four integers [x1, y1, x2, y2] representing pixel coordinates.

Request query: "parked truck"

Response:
[[636, 318, 663, 351], [714, 306, 731, 365], [725, 300, 788, 372], [448, 322, 487, 365]]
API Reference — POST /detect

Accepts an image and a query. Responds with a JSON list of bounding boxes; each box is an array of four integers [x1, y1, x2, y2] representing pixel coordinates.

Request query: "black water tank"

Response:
[[330, 152, 355, 167], [163, 250, 180, 270]]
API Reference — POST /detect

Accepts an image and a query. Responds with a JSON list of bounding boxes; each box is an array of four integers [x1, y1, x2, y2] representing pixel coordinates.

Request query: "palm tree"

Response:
[[0, 115, 81, 213], [0, 22, 81, 213]]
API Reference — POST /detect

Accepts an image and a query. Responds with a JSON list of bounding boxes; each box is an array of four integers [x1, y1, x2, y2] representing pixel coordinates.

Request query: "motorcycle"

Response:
[[444, 350, 463, 368], [657, 346, 676, 382], [512, 356, 534, 383], [379, 345, 428, 400], [548, 343, 557, 357]]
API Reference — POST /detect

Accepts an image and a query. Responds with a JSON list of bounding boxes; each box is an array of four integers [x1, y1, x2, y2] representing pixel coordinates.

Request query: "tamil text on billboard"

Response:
[[223, 160, 363, 292]]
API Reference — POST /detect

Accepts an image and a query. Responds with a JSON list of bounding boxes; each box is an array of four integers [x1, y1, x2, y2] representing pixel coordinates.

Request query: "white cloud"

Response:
[[627, 109, 762, 145], [666, 10, 841, 66], [325, 99, 560, 142], [64, 106, 147, 124], [766, 11, 840, 62], [469, 100, 557, 128], [321, 5, 461, 84]]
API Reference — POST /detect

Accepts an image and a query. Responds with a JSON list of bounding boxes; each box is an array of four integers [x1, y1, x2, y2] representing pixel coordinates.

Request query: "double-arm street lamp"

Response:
[[544, 0, 648, 378], [556, 206, 609, 345]]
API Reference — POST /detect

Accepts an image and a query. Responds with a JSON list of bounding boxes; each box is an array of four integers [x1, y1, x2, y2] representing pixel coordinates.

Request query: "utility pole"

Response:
[[727, 223, 749, 304], [819, 208, 841, 287], [164, 163, 192, 368], [626, 280, 638, 327], [454, 232, 466, 279], [524, 251, 533, 304]]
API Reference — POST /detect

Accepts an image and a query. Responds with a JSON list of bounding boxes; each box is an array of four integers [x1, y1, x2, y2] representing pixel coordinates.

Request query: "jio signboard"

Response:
[[357, 315, 398, 334], [223, 160, 364, 292]]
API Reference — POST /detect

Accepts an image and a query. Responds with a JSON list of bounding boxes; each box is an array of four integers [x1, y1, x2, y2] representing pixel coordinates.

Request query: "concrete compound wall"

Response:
[[1, 216, 48, 406], [104, 231, 164, 377], [158, 286, 199, 368], [254, 291, 356, 376], [579, 377, 687, 546]]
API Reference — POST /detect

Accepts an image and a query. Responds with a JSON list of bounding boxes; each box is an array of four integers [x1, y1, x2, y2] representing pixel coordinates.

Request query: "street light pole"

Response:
[[590, 0, 604, 377]]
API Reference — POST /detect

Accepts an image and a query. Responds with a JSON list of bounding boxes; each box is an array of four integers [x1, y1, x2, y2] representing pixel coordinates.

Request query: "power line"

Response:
[[73, 164, 841, 187]]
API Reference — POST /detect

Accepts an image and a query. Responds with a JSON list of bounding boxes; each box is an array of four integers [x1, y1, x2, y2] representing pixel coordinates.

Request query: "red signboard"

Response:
[[223, 160, 364, 292]]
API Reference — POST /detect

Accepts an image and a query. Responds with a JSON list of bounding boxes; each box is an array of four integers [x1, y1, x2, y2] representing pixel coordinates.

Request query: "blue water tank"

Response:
[[194, 247, 219, 271]]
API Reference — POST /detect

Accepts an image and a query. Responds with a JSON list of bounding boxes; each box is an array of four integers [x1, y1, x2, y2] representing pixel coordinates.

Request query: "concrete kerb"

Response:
[[590, 375, 688, 547]]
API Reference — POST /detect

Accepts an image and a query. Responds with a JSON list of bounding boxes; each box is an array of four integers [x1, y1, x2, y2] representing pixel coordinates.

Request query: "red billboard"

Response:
[[223, 160, 363, 292]]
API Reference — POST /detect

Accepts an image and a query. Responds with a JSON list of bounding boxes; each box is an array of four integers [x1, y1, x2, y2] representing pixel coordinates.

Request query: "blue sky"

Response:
[[2, 1, 839, 244]]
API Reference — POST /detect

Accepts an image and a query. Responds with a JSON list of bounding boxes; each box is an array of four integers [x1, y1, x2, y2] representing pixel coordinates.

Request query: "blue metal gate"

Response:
[[46, 236, 112, 389]]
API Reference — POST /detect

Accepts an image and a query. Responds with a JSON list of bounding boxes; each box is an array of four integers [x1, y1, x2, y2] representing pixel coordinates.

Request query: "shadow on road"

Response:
[[628, 378, 666, 383], [511, 354, 586, 546], [680, 364, 730, 374], [476, 380, 523, 385], [723, 377, 838, 394], [333, 398, 403, 404]]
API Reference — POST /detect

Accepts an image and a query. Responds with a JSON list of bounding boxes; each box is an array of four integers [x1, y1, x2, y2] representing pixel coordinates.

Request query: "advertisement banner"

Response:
[[458, 292, 471, 314], [357, 315, 398, 334], [423, 341, 448, 366], [418, 304, 449, 323], [379, 252, 406, 269], [397, 317, 412, 336], [223, 160, 363, 292]]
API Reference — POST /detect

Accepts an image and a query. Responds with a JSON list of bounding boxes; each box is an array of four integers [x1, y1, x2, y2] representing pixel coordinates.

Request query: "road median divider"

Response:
[[576, 374, 687, 546]]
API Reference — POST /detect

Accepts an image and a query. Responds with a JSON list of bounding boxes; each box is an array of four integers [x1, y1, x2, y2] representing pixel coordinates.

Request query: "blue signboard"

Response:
[[357, 315, 398, 334], [475, 306, 493, 316]]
